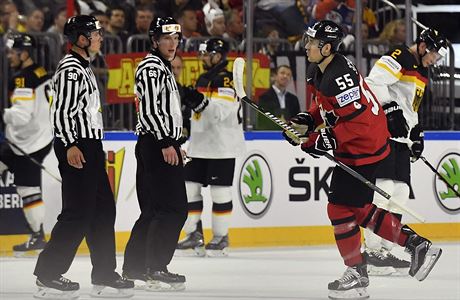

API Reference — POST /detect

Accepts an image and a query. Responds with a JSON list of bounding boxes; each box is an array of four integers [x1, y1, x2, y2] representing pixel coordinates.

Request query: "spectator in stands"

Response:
[[258, 65, 300, 124], [223, 8, 243, 42], [0, 0, 25, 34], [25, 8, 44, 33], [46, 6, 67, 51], [377, 19, 406, 46], [133, 5, 154, 35], [106, 5, 129, 50], [77, 0, 107, 15], [258, 26, 282, 69], [361, 0, 379, 38], [203, 1, 226, 37], [176, 6, 201, 48], [154, 0, 202, 19]]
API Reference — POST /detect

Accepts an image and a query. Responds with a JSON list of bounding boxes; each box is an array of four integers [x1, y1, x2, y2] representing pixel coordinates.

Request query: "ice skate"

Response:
[[403, 226, 442, 281], [365, 248, 410, 276], [328, 263, 369, 300], [34, 276, 79, 300], [176, 230, 206, 257], [90, 272, 134, 298], [145, 269, 186, 292], [122, 270, 147, 290], [205, 235, 229, 257], [13, 227, 46, 257]]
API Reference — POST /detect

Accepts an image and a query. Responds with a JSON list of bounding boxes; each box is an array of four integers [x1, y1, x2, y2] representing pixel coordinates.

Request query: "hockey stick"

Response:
[[3, 138, 62, 183], [232, 57, 425, 222], [420, 156, 460, 198]]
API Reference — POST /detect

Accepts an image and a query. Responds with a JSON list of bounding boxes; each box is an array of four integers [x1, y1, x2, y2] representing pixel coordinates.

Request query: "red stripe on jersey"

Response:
[[401, 69, 428, 84]]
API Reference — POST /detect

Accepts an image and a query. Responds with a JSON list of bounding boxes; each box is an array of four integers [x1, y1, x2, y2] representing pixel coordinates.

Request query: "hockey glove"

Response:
[[409, 124, 424, 162], [183, 86, 209, 113], [382, 101, 409, 138], [301, 128, 337, 158], [289, 112, 316, 135]]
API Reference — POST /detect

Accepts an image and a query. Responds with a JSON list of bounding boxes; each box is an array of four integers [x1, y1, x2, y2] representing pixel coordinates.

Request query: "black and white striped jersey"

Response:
[[135, 50, 183, 146], [50, 51, 104, 148]]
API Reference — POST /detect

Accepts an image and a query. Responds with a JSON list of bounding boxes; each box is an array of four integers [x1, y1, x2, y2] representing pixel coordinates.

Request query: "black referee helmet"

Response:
[[64, 15, 102, 45], [149, 17, 182, 42]]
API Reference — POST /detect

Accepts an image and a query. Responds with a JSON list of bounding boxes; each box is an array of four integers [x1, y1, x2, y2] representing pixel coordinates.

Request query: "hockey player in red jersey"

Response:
[[363, 28, 448, 276], [284, 20, 442, 300]]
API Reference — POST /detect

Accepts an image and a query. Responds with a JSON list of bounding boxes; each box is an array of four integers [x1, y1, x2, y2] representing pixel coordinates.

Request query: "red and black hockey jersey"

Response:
[[307, 54, 390, 166]]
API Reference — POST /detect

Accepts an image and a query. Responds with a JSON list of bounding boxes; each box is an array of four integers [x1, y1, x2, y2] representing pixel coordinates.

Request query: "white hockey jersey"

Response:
[[4, 64, 53, 155], [187, 62, 245, 159], [365, 45, 428, 142]]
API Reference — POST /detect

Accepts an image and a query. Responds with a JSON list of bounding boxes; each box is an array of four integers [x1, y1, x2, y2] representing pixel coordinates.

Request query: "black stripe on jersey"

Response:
[[335, 139, 389, 159]]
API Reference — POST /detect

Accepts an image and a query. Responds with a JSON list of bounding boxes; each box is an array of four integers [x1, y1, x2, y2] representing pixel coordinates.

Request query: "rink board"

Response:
[[1, 131, 459, 255]]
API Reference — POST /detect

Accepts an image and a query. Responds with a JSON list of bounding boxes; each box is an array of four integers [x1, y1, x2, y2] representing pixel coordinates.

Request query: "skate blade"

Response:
[[174, 247, 206, 257], [90, 285, 134, 298], [206, 248, 228, 257], [14, 249, 43, 258], [328, 287, 369, 300], [145, 280, 185, 292], [415, 247, 442, 281], [34, 287, 79, 299], [367, 265, 395, 276]]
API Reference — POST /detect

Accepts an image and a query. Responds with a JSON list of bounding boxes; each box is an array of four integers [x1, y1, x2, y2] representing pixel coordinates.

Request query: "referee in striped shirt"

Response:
[[123, 17, 188, 289], [34, 15, 133, 296]]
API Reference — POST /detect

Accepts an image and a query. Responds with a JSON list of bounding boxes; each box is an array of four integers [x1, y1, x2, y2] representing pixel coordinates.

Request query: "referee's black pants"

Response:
[[123, 134, 187, 273], [34, 139, 117, 282]]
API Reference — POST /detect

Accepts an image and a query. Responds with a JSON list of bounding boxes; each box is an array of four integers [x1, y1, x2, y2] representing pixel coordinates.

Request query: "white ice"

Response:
[[0, 243, 459, 300]]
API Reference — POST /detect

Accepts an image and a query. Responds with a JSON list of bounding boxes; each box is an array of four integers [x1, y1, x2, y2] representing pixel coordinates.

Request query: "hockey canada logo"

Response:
[[238, 153, 273, 218], [434, 152, 460, 212], [105, 148, 126, 203]]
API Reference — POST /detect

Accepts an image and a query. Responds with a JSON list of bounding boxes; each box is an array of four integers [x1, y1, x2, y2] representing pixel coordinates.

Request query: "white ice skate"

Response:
[[205, 235, 229, 257], [328, 264, 369, 300], [365, 248, 410, 276], [144, 270, 186, 292], [34, 277, 79, 300]]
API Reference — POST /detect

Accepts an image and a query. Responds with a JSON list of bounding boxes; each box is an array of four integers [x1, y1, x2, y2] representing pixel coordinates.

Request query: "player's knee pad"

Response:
[[387, 181, 409, 215], [327, 203, 360, 240], [210, 185, 232, 204], [16, 186, 42, 206], [185, 181, 203, 203], [373, 179, 395, 209]]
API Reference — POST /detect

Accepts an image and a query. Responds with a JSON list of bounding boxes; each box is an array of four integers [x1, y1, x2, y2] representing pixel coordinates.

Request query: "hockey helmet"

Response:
[[6, 33, 35, 50], [149, 17, 182, 41], [304, 20, 344, 52], [64, 15, 102, 44], [417, 28, 448, 58], [199, 38, 229, 56]]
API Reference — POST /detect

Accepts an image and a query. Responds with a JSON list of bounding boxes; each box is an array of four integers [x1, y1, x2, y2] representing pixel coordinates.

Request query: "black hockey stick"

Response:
[[232, 57, 425, 222], [3, 138, 61, 183], [420, 156, 460, 198]]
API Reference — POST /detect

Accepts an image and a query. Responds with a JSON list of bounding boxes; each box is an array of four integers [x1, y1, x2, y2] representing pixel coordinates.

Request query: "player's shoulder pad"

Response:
[[380, 45, 414, 71], [321, 54, 360, 101]]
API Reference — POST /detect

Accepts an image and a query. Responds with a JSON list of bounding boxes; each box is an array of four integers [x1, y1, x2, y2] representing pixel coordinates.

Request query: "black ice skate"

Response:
[[176, 230, 205, 257], [91, 272, 134, 298], [145, 269, 186, 292], [403, 226, 442, 281], [365, 248, 410, 276], [122, 270, 148, 290], [205, 235, 229, 257], [13, 227, 46, 257], [34, 276, 79, 300], [328, 263, 369, 300]]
